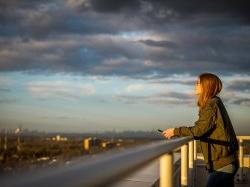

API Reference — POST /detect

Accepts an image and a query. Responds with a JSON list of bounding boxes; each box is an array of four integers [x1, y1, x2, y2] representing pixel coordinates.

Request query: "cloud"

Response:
[[89, 75, 112, 84], [125, 84, 146, 92], [153, 91, 194, 100], [231, 98, 250, 107], [113, 87, 250, 107], [113, 90, 194, 106], [82, 83, 96, 95], [90, 0, 140, 13], [112, 94, 146, 104], [226, 80, 250, 92], [1, 30, 250, 77], [0, 1, 250, 78], [27, 80, 96, 100], [149, 78, 196, 86], [66, 0, 90, 9], [0, 76, 15, 85], [87, 0, 250, 26], [139, 39, 178, 49], [111, 74, 250, 107], [219, 76, 250, 107]]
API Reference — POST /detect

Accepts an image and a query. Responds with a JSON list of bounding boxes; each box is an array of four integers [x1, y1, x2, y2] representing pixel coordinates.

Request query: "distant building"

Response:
[[83, 137, 102, 153], [101, 141, 116, 149], [51, 135, 68, 141]]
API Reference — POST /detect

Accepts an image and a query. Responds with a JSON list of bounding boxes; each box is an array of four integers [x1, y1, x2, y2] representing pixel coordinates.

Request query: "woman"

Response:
[[162, 73, 239, 187]]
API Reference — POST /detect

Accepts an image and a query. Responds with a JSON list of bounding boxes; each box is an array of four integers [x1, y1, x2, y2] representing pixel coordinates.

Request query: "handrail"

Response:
[[2, 137, 192, 187], [237, 136, 250, 140], [237, 136, 250, 182]]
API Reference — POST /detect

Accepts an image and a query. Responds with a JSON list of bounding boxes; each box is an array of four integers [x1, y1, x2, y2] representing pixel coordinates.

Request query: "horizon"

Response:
[[0, 1, 250, 134]]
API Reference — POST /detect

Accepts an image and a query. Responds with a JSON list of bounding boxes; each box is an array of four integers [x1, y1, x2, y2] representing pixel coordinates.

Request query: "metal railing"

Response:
[[2, 137, 194, 187], [2, 136, 249, 187], [237, 136, 250, 183]]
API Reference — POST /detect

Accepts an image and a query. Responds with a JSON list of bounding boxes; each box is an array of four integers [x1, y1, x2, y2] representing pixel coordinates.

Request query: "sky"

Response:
[[0, 0, 250, 134]]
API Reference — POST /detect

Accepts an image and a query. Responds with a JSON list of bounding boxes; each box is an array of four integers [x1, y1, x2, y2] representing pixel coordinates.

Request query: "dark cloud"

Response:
[[0, 1, 124, 39], [156, 0, 249, 19], [89, 0, 250, 23], [139, 39, 178, 49], [113, 91, 194, 105], [230, 98, 250, 107], [0, 1, 51, 38], [113, 88, 250, 107], [226, 80, 250, 92], [1, 30, 250, 77], [90, 0, 140, 13], [0, 0, 250, 77]]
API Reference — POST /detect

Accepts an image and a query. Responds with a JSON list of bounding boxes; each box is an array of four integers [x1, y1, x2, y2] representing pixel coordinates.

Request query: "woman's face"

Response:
[[195, 78, 201, 95]]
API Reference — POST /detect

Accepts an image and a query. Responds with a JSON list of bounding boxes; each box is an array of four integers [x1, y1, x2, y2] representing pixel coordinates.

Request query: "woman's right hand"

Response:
[[162, 128, 175, 139]]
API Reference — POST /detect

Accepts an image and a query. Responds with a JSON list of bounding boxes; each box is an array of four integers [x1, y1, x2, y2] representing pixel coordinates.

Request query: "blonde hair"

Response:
[[197, 73, 222, 108]]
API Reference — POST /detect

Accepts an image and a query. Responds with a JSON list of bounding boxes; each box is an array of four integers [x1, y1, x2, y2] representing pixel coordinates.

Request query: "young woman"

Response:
[[162, 73, 239, 187]]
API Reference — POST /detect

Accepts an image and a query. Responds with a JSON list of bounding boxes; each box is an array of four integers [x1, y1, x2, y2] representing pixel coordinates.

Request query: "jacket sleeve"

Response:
[[174, 102, 216, 137]]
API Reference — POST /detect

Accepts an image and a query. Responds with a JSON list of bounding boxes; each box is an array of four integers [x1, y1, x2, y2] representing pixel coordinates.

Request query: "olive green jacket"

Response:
[[174, 96, 239, 171]]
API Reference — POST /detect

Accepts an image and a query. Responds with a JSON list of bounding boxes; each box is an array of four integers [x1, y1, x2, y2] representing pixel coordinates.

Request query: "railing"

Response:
[[160, 139, 196, 187], [2, 136, 249, 187], [2, 137, 194, 187], [237, 136, 250, 183]]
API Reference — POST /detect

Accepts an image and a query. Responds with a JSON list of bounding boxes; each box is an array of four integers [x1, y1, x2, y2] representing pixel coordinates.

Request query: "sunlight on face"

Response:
[[195, 78, 201, 95]]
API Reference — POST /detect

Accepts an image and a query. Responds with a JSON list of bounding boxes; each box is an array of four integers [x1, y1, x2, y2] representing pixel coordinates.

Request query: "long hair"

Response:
[[198, 73, 222, 108]]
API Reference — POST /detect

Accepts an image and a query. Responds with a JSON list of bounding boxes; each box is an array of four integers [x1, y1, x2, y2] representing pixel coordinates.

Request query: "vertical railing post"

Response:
[[160, 152, 173, 187], [188, 141, 194, 187], [193, 140, 197, 161], [181, 144, 188, 187], [193, 140, 197, 186], [239, 138, 244, 181]]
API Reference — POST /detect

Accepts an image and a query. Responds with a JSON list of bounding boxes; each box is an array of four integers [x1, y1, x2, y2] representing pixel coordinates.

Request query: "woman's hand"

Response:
[[162, 128, 175, 139]]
